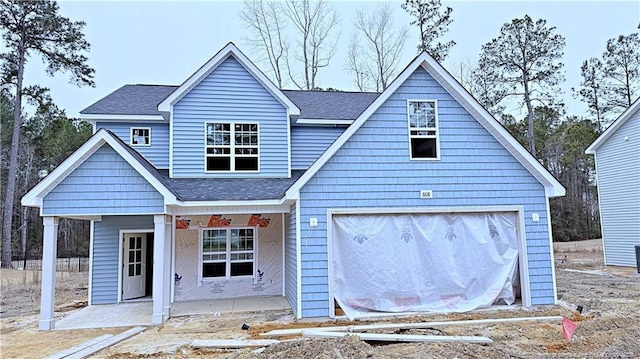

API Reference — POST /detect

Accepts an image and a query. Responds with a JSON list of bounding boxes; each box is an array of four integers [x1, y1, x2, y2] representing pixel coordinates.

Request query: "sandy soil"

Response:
[[1, 239, 639, 358]]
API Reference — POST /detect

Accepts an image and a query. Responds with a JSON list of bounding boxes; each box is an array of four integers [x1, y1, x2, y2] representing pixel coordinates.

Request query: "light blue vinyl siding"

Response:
[[595, 112, 640, 266], [96, 122, 170, 168], [92, 215, 154, 304], [291, 126, 346, 169], [172, 56, 289, 177], [42, 145, 165, 216], [298, 67, 554, 317], [284, 203, 298, 315]]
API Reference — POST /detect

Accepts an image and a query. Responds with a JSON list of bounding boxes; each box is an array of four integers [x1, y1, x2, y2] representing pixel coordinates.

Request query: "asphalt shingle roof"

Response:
[[108, 130, 303, 201], [81, 85, 380, 120], [81, 85, 177, 115]]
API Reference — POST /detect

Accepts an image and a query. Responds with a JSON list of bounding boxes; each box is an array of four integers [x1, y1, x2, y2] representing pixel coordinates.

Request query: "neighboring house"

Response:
[[585, 99, 640, 267], [22, 43, 565, 330]]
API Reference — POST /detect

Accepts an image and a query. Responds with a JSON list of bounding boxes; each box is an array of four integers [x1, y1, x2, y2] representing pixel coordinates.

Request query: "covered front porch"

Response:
[[54, 296, 292, 330]]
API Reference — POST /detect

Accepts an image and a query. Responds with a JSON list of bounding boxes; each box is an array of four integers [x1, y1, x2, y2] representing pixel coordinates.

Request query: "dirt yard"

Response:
[[1, 239, 639, 358]]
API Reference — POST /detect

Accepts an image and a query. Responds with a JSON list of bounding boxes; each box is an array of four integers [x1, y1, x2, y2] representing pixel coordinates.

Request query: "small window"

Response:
[[407, 100, 439, 159], [205, 123, 259, 172], [201, 228, 255, 279], [130, 128, 151, 146]]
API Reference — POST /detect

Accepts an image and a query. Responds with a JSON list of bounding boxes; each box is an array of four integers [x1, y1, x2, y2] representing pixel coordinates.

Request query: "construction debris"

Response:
[[261, 315, 563, 337], [302, 331, 493, 344], [46, 326, 145, 359], [191, 339, 279, 349]]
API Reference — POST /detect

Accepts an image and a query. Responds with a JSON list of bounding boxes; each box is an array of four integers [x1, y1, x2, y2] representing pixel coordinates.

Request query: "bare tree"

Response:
[[240, 0, 288, 88], [346, 3, 408, 92], [602, 32, 640, 111], [401, 0, 455, 62], [283, 0, 339, 90], [573, 58, 609, 132]]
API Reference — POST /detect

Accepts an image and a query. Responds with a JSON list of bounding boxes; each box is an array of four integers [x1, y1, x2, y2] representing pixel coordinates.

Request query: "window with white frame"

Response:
[[205, 123, 259, 171], [408, 100, 439, 159], [130, 127, 150, 146], [201, 228, 255, 279]]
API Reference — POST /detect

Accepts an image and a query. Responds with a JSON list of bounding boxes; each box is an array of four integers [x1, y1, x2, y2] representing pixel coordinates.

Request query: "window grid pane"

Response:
[[202, 228, 255, 278], [206, 123, 258, 171]]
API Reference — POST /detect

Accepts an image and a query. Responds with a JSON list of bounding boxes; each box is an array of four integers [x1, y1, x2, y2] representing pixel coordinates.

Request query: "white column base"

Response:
[[152, 313, 165, 325], [39, 318, 55, 331]]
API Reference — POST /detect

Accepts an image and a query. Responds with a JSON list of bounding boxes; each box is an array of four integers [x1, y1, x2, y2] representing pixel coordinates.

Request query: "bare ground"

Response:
[[1, 239, 639, 358]]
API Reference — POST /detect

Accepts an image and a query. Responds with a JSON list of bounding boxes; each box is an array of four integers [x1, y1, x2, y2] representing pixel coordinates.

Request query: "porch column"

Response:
[[152, 214, 170, 324], [39, 216, 58, 331], [162, 216, 171, 317]]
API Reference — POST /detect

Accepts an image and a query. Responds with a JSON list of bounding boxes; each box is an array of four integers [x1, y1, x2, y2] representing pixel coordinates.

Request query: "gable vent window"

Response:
[[130, 127, 150, 146], [206, 123, 259, 172], [408, 100, 439, 160]]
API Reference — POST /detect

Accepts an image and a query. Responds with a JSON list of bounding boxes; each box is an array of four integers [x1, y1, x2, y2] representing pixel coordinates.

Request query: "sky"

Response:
[[14, 0, 640, 119]]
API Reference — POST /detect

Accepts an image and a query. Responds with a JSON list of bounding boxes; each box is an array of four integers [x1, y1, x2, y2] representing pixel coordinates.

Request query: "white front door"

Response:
[[122, 233, 146, 300]]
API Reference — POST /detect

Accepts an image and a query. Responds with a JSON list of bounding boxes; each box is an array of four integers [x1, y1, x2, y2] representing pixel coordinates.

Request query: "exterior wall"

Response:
[[298, 67, 553, 317], [42, 145, 165, 216], [595, 113, 640, 266], [95, 121, 170, 168], [172, 56, 289, 178], [92, 215, 155, 304], [291, 126, 346, 169], [173, 214, 283, 301], [284, 203, 298, 315]]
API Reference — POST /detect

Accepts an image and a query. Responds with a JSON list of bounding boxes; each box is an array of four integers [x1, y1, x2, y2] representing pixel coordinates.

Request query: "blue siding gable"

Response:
[[172, 56, 289, 178], [43, 145, 165, 216], [291, 126, 345, 169], [297, 67, 555, 317], [96, 121, 170, 168]]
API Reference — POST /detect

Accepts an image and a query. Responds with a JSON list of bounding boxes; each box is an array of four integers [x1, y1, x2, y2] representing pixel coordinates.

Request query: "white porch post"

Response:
[[162, 215, 171, 317], [39, 216, 59, 331], [152, 214, 170, 324]]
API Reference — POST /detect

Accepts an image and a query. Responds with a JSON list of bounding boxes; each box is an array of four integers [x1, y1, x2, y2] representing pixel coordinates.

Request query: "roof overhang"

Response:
[[157, 42, 300, 116], [79, 114, 166, 121], [586, 98, 640, 154], [22, 129, 178, 209], [285, 52, 566, 199]]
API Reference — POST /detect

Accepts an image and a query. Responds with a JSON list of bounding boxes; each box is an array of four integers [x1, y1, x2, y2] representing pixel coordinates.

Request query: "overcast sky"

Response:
[[16, 0, 640, 119]]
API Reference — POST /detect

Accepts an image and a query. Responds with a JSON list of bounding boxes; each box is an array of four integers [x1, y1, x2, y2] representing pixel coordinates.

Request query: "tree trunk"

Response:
[[523, 78, 536, 156], [1, 41, 26, 269]]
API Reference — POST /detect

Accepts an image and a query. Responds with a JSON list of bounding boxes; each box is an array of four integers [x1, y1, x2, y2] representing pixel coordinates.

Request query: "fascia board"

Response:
[[585, 98, 640, 154], [157, 43, 300, 116]]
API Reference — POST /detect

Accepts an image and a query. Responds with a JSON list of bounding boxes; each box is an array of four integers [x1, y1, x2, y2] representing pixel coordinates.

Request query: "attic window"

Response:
[[206, 123, 259, 172], [130, 128, 150, 146], [408, 100, 439, 160]]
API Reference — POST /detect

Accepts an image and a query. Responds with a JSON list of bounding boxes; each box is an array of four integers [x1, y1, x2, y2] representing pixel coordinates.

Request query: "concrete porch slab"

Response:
[[53, 296, 291, 330], [55, 302, 153, 330], [171, 296, 291, 317]]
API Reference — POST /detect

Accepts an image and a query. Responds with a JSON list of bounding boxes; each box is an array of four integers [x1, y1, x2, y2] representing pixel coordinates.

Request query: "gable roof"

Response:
[[285, 52, 566, 198], [283, 90, 379, 121], [22, 129, 305, 208], [585, 98, 640, 154], [21, 129, 178, 208], [157, 42, 300, 115]]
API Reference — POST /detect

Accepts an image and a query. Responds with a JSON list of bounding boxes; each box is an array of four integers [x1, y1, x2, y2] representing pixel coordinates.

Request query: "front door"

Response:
[[122, 233, 146, 300]]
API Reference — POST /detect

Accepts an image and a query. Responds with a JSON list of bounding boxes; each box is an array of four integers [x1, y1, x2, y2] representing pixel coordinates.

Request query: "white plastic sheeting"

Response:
[[331, 212, 519, 320]]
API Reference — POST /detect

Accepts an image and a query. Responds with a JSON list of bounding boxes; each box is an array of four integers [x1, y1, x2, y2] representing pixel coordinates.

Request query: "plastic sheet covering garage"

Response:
[[331, 212, 520, 320]]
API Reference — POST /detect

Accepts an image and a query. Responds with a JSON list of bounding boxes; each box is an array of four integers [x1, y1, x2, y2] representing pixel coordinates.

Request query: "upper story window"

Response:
[[408, 100, 439, 160], [205, 123, 259, 172], [130, 127, 150, 146]]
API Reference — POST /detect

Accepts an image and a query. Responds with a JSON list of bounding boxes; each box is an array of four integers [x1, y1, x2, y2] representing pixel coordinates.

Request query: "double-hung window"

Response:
[[130, 127, 150, 146], [201, 228, 255, 279], [205, 123, 259, 171], [408, 100, 439, 159]]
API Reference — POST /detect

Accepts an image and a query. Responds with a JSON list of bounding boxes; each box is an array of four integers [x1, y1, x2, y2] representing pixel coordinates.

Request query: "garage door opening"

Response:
[[328, 208, 527, 320]]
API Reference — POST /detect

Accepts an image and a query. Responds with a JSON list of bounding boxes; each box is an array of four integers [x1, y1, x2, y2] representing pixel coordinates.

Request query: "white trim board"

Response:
[[157, 42, 300, 116], [325, 205, 531, 318], [80, 114, 166, 121], [284, 52, 565, 200], [586, 98, 640, 154], [22, 129, 177, 209]]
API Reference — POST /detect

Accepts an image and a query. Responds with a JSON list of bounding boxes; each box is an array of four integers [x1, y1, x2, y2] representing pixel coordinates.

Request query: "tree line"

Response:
[[1, 0, 638, 267]]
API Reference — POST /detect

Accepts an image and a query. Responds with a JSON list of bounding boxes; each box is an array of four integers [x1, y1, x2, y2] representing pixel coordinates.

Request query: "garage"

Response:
[[327, 207, 528, 319]]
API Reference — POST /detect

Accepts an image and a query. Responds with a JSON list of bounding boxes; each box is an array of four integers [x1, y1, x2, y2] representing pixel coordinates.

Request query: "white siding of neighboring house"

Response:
[[595, 112, 640, 266]]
